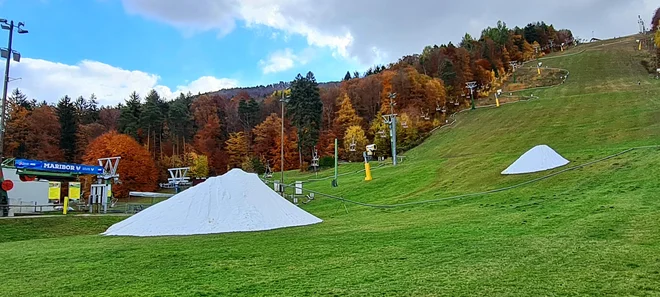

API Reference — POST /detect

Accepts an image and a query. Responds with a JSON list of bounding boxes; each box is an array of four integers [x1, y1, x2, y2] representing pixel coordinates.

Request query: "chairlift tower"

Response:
[[638, 15, 646, 34], [90, 157, 120, 214], [382, 92, 398, 166], [466, 81, 477, 110], [311, 147, 319, 172], [167, 167, 191, 193], [509, 61, 519, 83]]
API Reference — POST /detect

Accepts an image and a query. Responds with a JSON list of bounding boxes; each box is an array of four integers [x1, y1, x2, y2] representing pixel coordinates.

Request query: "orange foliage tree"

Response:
[[83, 131, 158, 197], [333, 93, 363, 142], [225, 132, 249, 170], [26, 105, 64, 161]]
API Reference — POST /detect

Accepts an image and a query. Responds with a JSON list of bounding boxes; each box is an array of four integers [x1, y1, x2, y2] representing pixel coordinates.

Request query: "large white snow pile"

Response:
[[103, 169, 322, 237], [501, 145, 570, 175]]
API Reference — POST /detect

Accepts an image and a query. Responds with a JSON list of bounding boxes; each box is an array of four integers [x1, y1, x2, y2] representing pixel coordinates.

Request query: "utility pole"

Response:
[[279, 85, 290, 194], [0, 19, 28, 157], [466, 81, 477, 110], [383, 92, 398, 166]]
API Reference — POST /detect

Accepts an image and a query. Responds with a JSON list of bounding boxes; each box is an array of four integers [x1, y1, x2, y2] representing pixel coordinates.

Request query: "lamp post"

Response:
[[279, 87, 290, 193], [0, 19, 28, 157], [466, 81, 477, 110]]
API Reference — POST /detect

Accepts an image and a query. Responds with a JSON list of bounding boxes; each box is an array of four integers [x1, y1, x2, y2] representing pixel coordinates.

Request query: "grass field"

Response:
[[2, 35, 660, 296]]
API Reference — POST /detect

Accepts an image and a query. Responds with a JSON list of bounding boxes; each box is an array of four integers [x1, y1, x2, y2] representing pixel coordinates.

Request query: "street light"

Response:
[[279, 85, 290, 193], [0, 19, 28, 157]]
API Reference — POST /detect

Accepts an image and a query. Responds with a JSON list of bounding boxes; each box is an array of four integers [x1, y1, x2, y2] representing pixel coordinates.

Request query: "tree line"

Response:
[[3, 20, 577, 193]]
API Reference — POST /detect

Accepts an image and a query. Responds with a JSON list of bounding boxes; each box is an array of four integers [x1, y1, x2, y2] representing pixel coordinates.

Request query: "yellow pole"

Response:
[[63, 196, 69, 215], [364, 162, 372, 181], [496, 97, 500, 107], [537, 67, 541, 75], [639, 42, 642, 51]]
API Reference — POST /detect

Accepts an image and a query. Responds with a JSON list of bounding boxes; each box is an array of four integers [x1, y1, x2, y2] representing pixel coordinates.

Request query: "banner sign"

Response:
[[48, 182, 61, 200], [15, 159, 103, 175], [68, 182, 81, 200]]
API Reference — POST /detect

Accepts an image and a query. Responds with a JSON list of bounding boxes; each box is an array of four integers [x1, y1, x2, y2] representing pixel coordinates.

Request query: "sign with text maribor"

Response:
[[15, 159, 104, 175]]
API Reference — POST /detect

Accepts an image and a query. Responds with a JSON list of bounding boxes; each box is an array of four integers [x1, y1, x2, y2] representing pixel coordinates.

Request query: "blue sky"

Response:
[[0, 0, 362, 105], [0, 0, 654, 106]]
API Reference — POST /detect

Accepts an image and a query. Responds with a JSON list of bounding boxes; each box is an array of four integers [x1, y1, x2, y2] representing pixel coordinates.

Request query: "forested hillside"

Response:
[[3, 20, 579, 193]]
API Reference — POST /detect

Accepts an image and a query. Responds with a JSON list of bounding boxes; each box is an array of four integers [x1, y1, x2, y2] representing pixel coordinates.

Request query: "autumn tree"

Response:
[[3, 98, 29, 158], [252, 113, 282, 167], [99, 107, 120, 131], [320, 86, 341, 130], [225, 132, 249, 169], [75, 123, 107, 163], [343, 125, 368, 161], [272, 127, 299, 171], [185, 151, 209, 178], [288, 71, 323, 167], [83, 131, 158, 197], [369, 114, 390, 158], [192, 94, 226, 174], [57, 95, 78, 162], [333, 93, 362, 141], [26, 105, 63, 161]]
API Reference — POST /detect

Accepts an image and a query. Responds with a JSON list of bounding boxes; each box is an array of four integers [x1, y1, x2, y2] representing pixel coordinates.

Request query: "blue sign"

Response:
[[15, 159, 104, 175]]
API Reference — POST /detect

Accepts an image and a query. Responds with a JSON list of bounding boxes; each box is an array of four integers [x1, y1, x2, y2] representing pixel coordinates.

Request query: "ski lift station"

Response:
[[0, 157, 120, 216]]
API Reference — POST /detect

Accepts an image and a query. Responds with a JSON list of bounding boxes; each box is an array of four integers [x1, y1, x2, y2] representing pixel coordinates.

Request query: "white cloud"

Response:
[[258, 48, 314, 74], [121, 0, 658, 67], [10, 58, 239, 106], [259, 49, 296, 74]]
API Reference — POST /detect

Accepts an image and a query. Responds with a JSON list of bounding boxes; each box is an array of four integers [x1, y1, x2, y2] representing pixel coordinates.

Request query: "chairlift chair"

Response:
[[378, 130, 386, 138], [402, 121, 409, 129], [264, 161, 273, 178], [349, 138, 357, 152]]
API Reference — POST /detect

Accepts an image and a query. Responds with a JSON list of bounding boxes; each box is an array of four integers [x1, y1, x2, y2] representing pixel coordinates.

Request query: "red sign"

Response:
[[2, 180, 14, 191]]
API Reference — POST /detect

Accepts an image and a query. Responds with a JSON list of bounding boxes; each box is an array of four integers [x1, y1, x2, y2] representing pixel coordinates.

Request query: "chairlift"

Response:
[[264, 160, 273, 178], [378, 130, 387, 138], [311, 148, 319, 168], [402, 121, 409, 129], [420, 108, 431, 121], [454, 101, 460, 106], [349, 138, 357, 152]]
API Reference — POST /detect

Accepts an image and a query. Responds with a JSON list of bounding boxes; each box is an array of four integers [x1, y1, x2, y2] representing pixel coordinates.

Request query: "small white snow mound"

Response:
[[103, 168, 322, 237], [501, 145, 569, 175]]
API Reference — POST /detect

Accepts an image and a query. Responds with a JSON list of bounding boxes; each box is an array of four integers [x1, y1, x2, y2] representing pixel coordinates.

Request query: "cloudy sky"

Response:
[[1, 0, 657, 106]]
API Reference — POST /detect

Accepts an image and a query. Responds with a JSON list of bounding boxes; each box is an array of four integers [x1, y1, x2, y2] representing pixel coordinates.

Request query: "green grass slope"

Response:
[[1, 36, 660, 296]]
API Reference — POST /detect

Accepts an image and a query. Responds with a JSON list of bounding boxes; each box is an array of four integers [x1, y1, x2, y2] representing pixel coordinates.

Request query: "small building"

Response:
[[2, 167, 50, 216]]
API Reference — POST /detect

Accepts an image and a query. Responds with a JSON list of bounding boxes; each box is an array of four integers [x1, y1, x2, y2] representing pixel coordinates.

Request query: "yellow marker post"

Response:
[[364, 162, 372, 181], [537, 67, 541, 75], [496, 97, 500, 107], [639, 42, 642, 51], [63, 196, 69, 215]]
